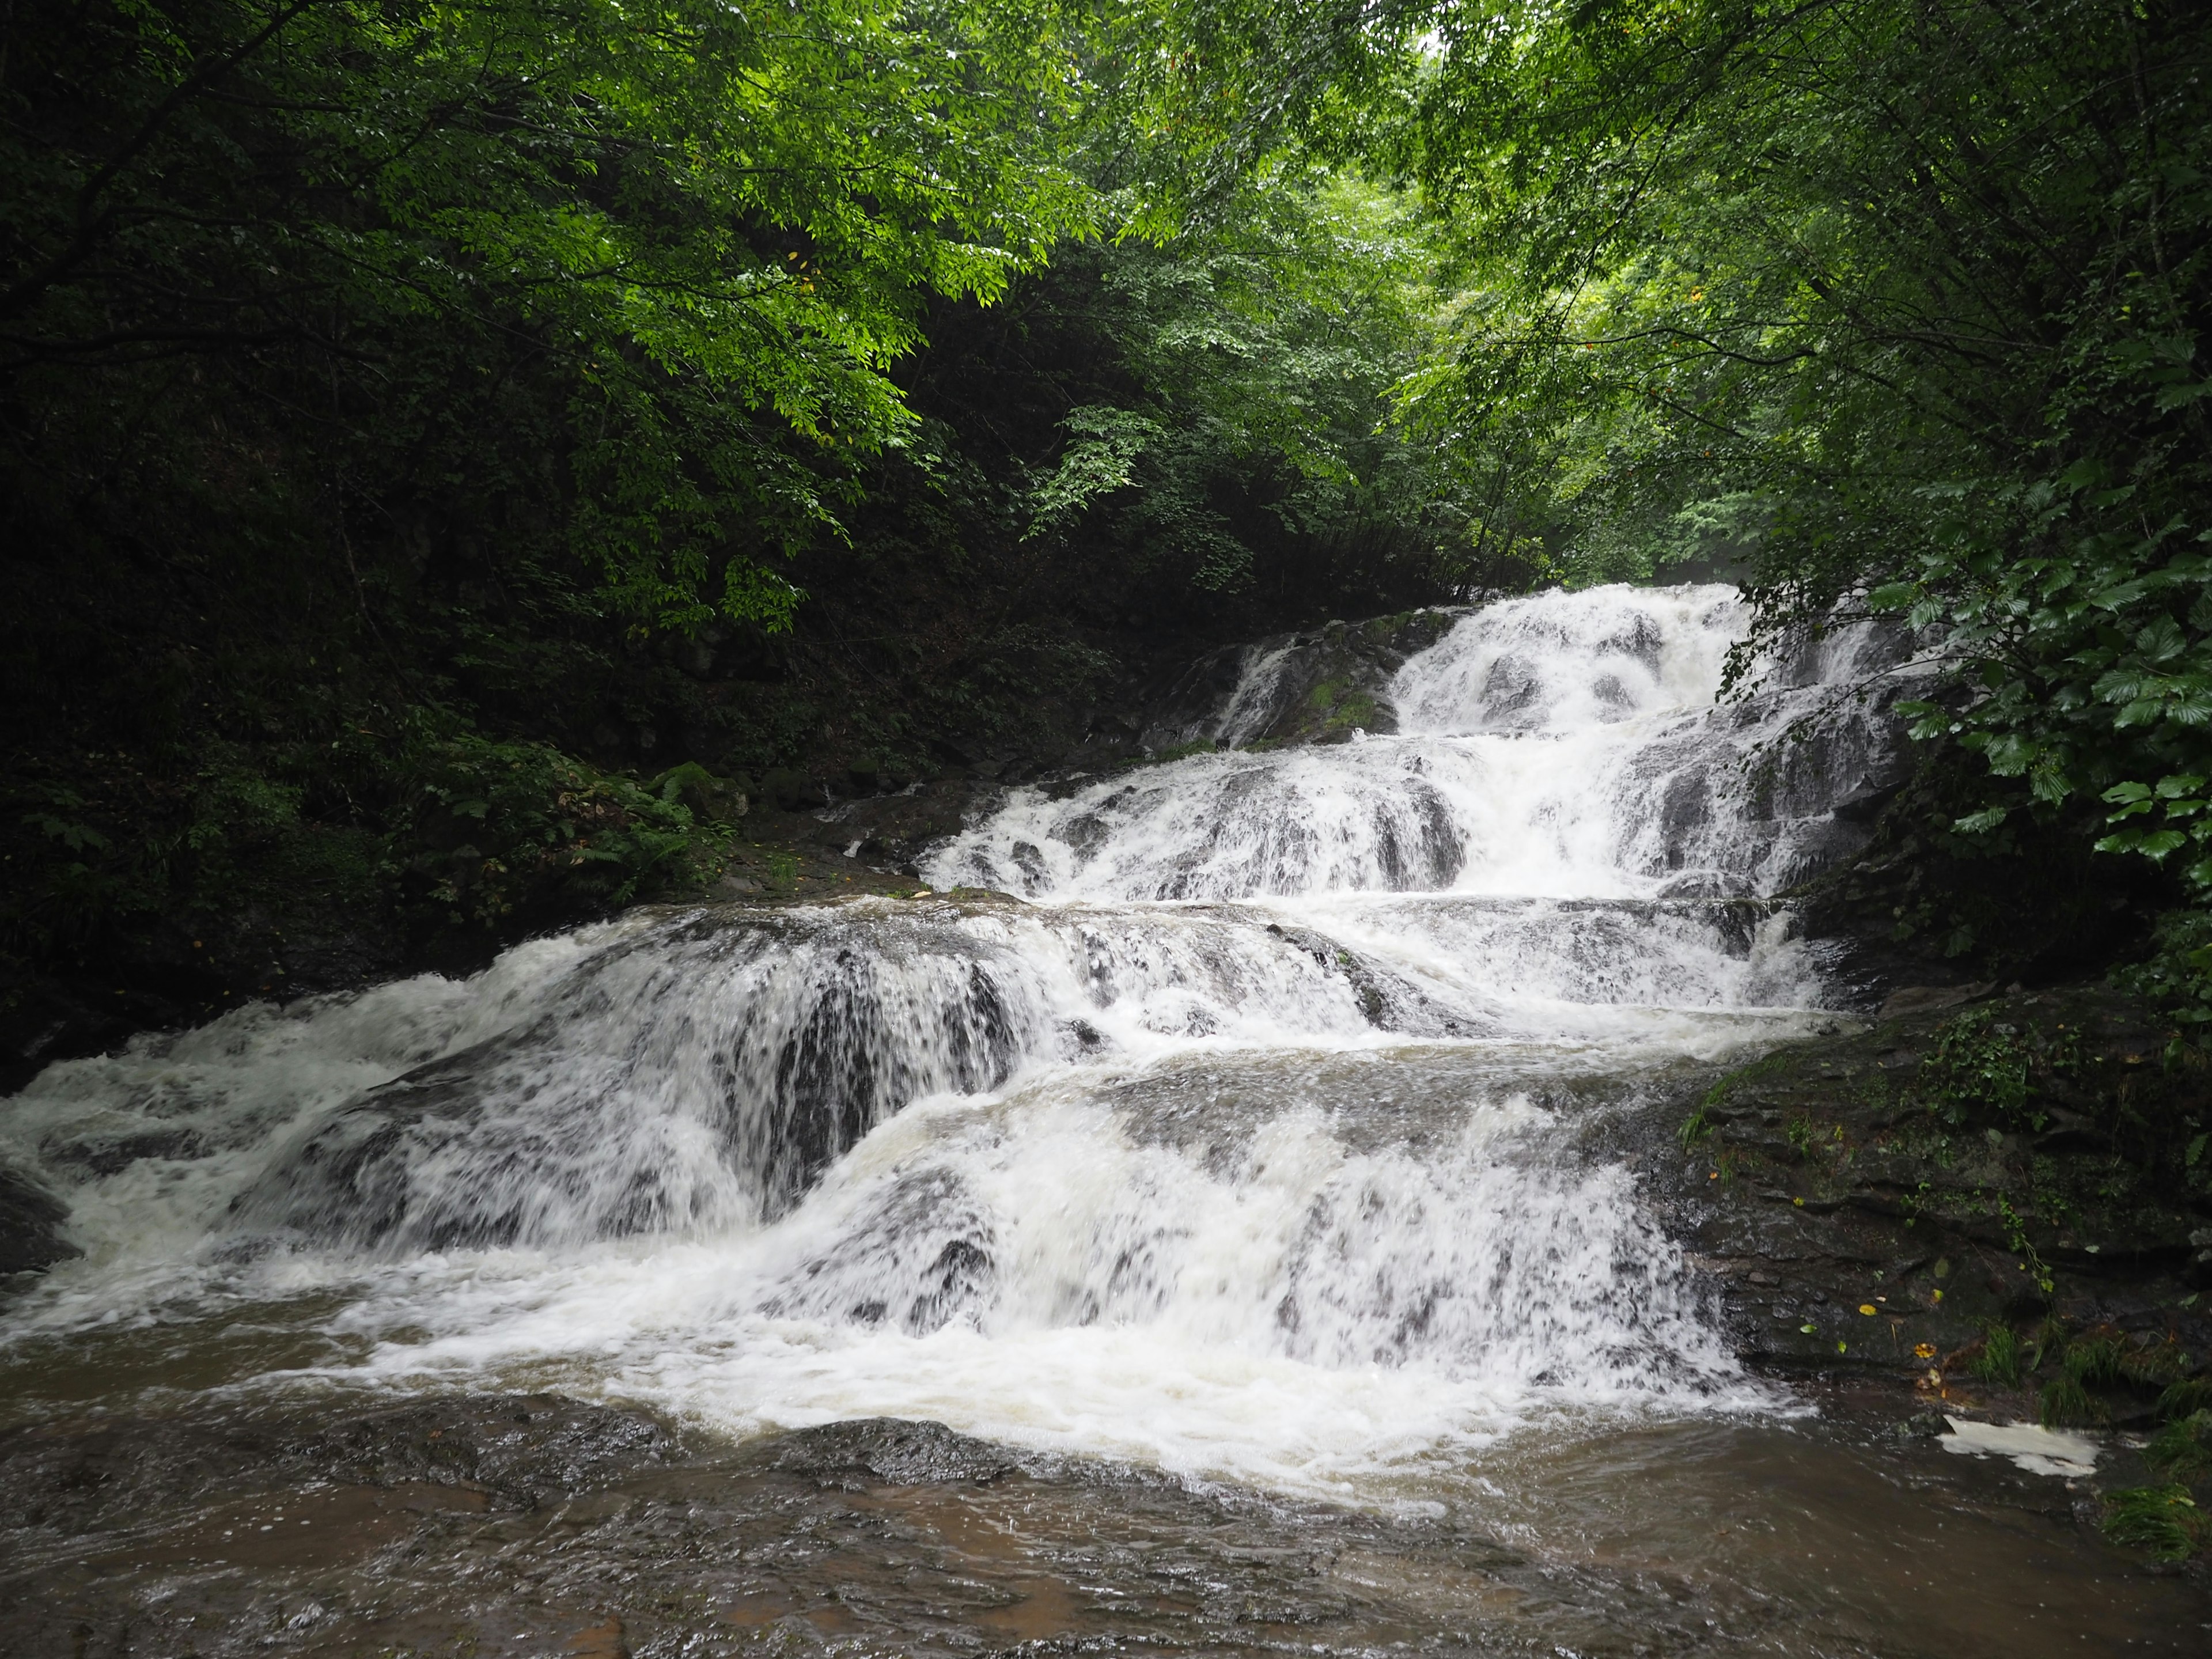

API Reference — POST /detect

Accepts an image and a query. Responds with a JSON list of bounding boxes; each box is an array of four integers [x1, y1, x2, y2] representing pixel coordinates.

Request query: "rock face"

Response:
[[1132, 608, 1463, 751], [0, 1161, 77, 1275], [774, 609, 1468, 876], [1617, 984, 2212, 1411]]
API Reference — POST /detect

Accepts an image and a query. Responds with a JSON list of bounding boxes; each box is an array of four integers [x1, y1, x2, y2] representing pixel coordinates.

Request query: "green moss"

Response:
[[1145, 740, 1217, 765], [1323, 691, 1379, 730]]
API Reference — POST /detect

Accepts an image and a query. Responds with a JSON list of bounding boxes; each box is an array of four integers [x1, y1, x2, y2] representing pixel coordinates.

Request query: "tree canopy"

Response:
[[1389, 0, 2210, 864]]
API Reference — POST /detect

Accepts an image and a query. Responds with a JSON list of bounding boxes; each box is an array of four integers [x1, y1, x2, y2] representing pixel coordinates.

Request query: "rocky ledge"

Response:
[[1618, 980, 2212, 1560]]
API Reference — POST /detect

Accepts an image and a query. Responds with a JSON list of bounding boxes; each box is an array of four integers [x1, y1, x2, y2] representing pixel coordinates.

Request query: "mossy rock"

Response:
[[1645, 983, 2212, 1387]]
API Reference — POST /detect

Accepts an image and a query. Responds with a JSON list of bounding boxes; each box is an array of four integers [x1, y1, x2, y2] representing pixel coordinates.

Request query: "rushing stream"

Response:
[[3, 585, 2205, 1654]]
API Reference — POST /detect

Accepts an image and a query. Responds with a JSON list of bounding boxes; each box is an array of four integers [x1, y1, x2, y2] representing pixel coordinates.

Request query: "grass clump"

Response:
[[2038, 1372, 2097, 1428], [1677, 1100, 1714, 1150], [2101, 1484, 2203, 1562], [2063, 1333, 2127, 1388], [1967, 1322, 2024, 1387], [2149, 1411, 2212, 1482], [2158, 1377, 2212, 1421]]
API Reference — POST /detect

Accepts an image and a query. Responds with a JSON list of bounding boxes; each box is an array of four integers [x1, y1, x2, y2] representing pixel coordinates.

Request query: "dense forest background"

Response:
[[3, 0, 2208, 1059]]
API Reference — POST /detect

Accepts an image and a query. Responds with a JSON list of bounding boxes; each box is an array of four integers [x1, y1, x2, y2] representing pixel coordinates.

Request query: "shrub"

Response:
[[1916, 1006, 2078, 1132]]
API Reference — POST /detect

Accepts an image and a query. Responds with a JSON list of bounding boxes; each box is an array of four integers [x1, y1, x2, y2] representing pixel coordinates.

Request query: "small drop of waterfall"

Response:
[[930, 585, 1901, 902], [0, 584, 1918, 1491]]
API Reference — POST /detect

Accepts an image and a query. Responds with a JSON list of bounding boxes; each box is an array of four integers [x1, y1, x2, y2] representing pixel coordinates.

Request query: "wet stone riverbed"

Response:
[[0, 1391, 2205, 1658]]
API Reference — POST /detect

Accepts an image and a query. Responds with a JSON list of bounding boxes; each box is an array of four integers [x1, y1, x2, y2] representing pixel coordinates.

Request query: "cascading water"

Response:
[[0, 583, 1918, 1496]]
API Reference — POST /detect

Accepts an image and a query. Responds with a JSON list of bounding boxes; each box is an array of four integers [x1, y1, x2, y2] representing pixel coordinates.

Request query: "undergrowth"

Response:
[[1915, 1006, 2080, 1132]]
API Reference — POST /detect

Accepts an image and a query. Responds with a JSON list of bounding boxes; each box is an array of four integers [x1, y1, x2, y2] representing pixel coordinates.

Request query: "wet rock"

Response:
[[4, 1390, 2198, 1658], [1263, 922, 1496, 1036], [798, 776, 983, 872], [760, 765, 818, 811], [1134, 608, 1463, 752], [1635, 983, 2212, 1393], [762, 1416, 1020, 1486], [0, 1394, 677, 1539], [1788, 751, 2173, 1009], [1831, 778, 1904, 823], [1878, 981, 1994, 1019], [0, 1161, 77, 1275], [296, 1393, 678, 1508], [41, 1126, 210, 1177]]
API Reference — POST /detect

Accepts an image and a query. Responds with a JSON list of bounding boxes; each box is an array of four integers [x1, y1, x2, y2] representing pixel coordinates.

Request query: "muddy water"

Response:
[[3, 586, 2207, 1653]]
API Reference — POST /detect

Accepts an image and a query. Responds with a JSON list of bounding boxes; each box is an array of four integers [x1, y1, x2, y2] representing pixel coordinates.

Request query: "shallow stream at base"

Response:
[[3, 586, 2206, 1653]]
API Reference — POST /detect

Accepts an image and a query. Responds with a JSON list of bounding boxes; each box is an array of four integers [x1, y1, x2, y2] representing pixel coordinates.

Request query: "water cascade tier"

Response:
[[1, 584, 1921, 1495]]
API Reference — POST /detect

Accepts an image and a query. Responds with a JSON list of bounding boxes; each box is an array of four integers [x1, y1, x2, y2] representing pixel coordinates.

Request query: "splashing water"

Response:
[[0, 584, 1915, 1499]]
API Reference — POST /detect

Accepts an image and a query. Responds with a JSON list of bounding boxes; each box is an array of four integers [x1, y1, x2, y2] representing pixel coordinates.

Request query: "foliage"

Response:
[[0, 714, 730, 988], [370, 715, 728, 925], [2115, 910, 2212, 1036], [3, 0, 1113, 625], [1916, 1007, 2080, 1133], [1013, 175, 1471, 598], [1369, 0, 2212, 888]]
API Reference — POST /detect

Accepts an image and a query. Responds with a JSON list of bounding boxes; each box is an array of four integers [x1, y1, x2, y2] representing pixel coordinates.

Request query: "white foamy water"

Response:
[[0, 584, 1912, 1500]]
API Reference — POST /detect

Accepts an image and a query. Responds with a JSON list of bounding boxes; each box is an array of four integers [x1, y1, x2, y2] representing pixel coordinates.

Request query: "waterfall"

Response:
[[0, 584, 1914, 1494], [931, 585, 1899, 902]]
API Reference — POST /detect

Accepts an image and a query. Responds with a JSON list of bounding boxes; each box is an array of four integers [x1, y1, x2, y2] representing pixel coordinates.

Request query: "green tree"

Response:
[[3, 0, 1110, 627], [1378, 0, 2210, 880]]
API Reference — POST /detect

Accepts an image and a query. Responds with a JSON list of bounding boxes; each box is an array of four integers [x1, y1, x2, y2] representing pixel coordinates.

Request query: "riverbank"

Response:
[[1628, 980, 2212, 1564]]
